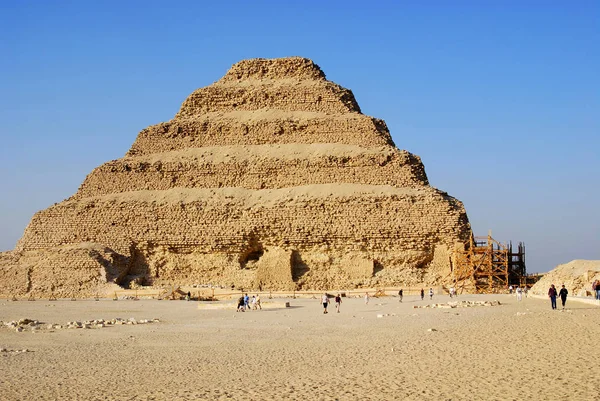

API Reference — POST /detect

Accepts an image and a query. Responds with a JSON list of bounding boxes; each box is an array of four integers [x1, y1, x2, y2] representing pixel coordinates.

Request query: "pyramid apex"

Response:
[[220, 57, 326, 82]]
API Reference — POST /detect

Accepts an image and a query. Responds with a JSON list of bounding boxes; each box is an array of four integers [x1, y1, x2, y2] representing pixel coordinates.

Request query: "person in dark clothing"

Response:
[[237, 296, 245, 312], [335, 294, 342, 313], [398, 289, 403, 303], [559, 285, 568, 309], [420, 288, 424, 301], [548, 284, 558, 310]]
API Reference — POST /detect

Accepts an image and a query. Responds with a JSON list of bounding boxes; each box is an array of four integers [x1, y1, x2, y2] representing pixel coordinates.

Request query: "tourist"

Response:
[[186, 291, 191, 301], [559, 285, 568, 309], [509, 285, 513, 294], [251, 295, 257, 310], [237, 296, 245, 312], [364, 292, 370, 305], [449, 287, 455, 298], [335, 294, 342, 313], [420, 288, 424, 301], [244, 293, 250, 311], [321, 293, 330, 314], [255, 294, 262, 310], [429, 288, 434, 300], [398, 289, 403, 303], [548, 284, 558, 310], [516, 286, 523, 302], [594, 280, 600, 301]]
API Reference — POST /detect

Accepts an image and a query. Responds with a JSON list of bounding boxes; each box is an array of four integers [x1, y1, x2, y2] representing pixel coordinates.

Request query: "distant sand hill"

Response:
[[530, 260, 600, 296]]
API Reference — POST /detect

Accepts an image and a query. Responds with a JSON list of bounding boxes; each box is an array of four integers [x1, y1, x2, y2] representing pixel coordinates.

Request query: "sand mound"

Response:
[[530, 260, 600, 297]]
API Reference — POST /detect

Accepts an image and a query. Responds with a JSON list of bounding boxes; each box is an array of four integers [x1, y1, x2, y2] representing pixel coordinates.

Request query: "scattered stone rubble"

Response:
[[0, 348, 30, 355], [376, 313, 397, 318], [414, 300, 501, 309], [1, 317, 160, 332]]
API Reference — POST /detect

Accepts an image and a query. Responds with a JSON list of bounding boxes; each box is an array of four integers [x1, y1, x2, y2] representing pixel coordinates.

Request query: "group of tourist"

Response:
[[321, 293, 343, 314], [321, 288, 444, 314], [547, 284, 568, 310], [315, 281, 600, 314], [546, 280, 600, 309], [237, 293, 262, 312], [508, 285, 527, 301], [417, 288, 434, 300], [314, 279, 600, 314]]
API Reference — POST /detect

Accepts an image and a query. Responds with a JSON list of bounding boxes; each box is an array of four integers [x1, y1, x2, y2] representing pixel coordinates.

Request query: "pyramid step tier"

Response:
[[74, 144, 428, 199], [18, 184, 470, 258], [219, 57, 327, 82], [128, 111, 393, 156], [175, 80, 361, 118]]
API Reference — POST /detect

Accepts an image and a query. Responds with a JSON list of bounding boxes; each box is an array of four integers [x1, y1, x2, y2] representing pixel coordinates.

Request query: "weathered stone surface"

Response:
[[0, 243, 127, 298], [0, 57, 471, 297]]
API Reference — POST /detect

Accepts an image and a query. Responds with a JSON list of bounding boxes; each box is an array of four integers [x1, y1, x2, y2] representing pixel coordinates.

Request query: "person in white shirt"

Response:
[[321, 293, 329, 314], [255, 294, 262, 310], [516, 286, 523, 301]]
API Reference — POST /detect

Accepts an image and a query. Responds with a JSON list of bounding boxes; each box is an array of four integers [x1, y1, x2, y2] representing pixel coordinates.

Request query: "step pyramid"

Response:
[[0, 57, 471, 297]]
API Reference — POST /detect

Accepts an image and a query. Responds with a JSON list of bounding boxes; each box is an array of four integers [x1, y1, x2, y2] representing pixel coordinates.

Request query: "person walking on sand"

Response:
[[251, 295, 257, 310], [398, 289, 403, 303], [516, 286, 523, 301], [335, 294, 342, 313], [244, 293, 250, 311], [255, 294, 262, 310], [594, 280, 600, 302], [548, 284, 558, 310], [420, 288, 425, 301], [559, 285, 568, 309], [321, 293, 330, 314], [364, 292, 370, 305], [237, 296, 245, 312], [429, 288, 434, 300]]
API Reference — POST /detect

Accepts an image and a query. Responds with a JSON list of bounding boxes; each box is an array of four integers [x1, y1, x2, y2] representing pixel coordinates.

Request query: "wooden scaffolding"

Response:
[[452, 233, 526, 293]]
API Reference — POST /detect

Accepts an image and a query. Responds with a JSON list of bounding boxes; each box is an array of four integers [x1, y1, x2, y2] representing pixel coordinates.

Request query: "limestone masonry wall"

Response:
[[20, 186, 468, 255], [176, 81, 361, 118], [127, 113, 393, 156], [0, 57, 472, 297], [219, 57, 326, 82], [74, 146, 428, 199], [0, 244, 127, 298]]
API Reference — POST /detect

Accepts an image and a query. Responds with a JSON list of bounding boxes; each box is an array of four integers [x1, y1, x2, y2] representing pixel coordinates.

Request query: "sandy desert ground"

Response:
[[1, 293, 599, 401]]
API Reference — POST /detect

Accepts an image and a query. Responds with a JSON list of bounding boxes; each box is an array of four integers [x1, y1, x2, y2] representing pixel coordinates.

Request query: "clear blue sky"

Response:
[[1, 1, 598, 273]]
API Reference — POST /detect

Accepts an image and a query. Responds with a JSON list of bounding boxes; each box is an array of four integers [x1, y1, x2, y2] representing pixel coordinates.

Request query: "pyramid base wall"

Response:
[[1, 244, 461, 297], [0, 244, 128, 299]]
